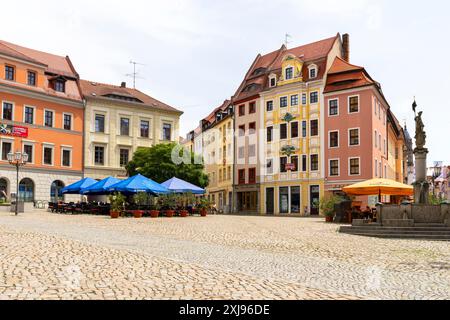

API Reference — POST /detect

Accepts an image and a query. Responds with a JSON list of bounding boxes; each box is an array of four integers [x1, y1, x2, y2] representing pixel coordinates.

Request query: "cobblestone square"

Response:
[[0, 211, 448, 300]]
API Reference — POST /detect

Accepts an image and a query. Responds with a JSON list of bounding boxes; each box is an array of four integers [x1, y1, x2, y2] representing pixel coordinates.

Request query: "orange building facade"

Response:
[[0, 40, 84, 204]]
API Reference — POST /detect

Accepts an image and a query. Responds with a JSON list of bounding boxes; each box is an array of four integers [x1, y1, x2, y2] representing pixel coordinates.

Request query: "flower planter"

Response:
[[110, 211, 120, 219], [132, 210, 144, 218], [325, 215, 333, 223], [180, 210, 188, 217], [200, 209, 207, 217], [150, 210, 159, 218], [165, 210, 175, 218]]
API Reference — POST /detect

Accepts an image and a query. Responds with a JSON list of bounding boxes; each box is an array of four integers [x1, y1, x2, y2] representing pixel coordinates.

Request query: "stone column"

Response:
[[413, 147, 429, 204]]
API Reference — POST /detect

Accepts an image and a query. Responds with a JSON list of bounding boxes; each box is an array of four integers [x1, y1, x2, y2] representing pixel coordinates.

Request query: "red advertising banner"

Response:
[[0, 124, 29, 138], [285, 163, 296, 171]]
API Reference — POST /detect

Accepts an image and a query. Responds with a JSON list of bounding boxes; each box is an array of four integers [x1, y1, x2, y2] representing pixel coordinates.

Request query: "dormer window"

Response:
[[252, 67, 266, 76], [269, 76, 276, 87], [54, 79, 65, 92], [285, 67, 293, 80], [308, 64, 318, 79], [243, 83, 258, 92]]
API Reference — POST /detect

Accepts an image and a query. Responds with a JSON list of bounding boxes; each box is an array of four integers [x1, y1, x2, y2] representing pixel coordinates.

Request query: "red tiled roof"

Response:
[[0, 40, 82, 102], [0, 40, 77, 77], [324, 57, 375, 93], [203, 99, 231, 124], [233, 34, 339, 102], [80, 80, 182, 114], [327, 56, 363, 74]]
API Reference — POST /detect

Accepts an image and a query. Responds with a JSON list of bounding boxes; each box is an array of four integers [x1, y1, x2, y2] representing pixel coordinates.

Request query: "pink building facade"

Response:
[[323, 57, 405, 206]]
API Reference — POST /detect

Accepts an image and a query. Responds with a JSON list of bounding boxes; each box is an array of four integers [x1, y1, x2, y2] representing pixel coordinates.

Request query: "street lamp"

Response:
[[431, 162, 442, 197], [7, 151, 28, 216]]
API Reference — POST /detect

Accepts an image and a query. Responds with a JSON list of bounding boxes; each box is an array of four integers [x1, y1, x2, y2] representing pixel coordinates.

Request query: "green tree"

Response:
[[126, 143, 209, 188]]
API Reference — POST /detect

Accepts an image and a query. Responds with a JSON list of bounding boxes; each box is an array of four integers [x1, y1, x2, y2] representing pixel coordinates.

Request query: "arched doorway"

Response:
[[50, 180, 65, 202], [0, 178, 8, 202], [19, 178, 34, 202]]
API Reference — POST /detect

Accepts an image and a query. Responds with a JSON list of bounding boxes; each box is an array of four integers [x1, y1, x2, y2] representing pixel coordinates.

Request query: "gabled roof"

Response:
[[80, 80, 182, 114], [233, 34, 340, 102], [202, 99, 231, 125]]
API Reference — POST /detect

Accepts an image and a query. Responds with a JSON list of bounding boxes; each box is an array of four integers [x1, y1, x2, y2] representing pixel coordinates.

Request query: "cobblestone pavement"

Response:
[[0, 211, 449, 300]]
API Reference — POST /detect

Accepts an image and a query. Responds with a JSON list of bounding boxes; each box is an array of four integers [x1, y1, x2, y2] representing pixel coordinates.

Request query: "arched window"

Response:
[[19, 178, 34, 202], [0, 178, 8, 201], [308, 64, 318, 79], [50, 180, 65, 202]]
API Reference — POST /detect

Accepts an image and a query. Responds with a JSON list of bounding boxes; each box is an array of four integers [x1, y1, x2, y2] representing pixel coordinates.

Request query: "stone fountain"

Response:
[[339, 100, 450, 238]]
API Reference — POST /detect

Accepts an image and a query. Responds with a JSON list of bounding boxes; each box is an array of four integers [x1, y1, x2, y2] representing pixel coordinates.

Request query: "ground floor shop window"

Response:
[[19, 178, 34, 202], [0, 178, 8, 201], [279, 187, 289, 214], [50, 180, 65, 202], [237, 191, 257, 212], [290, 186, 301, 214]]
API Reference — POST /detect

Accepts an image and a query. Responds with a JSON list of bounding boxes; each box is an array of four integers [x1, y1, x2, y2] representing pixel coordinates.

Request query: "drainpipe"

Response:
[[232, 104, 236, 214]]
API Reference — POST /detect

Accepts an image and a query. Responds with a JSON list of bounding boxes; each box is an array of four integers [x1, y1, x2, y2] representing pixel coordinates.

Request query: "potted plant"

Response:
[[161, 194, 177, 217], [149, 195, 160, 218], [180, 192, 193, 217], [319, 195, 343, 223], [108, 192, 126, 219], [197, 197, 210, 217], [132, 192, 148, 218]]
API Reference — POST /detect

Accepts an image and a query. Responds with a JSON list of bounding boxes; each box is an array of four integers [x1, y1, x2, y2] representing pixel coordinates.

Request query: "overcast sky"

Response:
[[2, 0, 449, 164]]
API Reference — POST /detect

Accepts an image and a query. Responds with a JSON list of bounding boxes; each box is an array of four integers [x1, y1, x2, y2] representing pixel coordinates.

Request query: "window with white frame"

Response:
[[1, 140, 12, 161], [375, 159, 378, 177], [269, 76, 276, 87], [310, 91, 318, 104], [24, 106, 34, 124], [374, 130, 378, 148], [328, 99, 338, 116], [291, 94, 298, 106], [349, 96, 359, 113], [44, 110, 54, 127], [94, 145, 105, 165], [349, 157, 360, 175], [23, 144, 33, 163], [43, 145, 54, 165], [2, 102, 13, 120], [285, 67, 293, 80], [280, 96, 288, 108], [310, 154, 319, 171], [266, 159, 273, 174], [61, 148, 71, 167], [308, 65, 317, 79], [63, 113, 72, 130], [329, 159, 339, 176], [329, 131, 339, 148], [302, 93, 307, 105], [349, 128, 360, 146]]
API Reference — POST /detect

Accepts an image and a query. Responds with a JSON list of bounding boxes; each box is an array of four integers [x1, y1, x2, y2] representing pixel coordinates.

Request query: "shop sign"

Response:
[[0, 123, 28, 138]]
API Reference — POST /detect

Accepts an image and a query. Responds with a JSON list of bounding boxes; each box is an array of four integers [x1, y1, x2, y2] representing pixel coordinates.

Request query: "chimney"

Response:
[[120, 82, 126, 88], [342, 33, 350, 62]]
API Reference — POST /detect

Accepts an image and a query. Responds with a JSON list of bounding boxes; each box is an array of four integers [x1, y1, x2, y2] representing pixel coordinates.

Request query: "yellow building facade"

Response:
[[202, 101, 234, 213], [259, 54, 325, 215], [80, 80, 182, 180]]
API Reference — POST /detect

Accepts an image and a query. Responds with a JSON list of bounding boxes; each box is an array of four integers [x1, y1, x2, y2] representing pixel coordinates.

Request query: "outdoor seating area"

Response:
[[52, 175, 209, 219], [48, 200, 211, 217]]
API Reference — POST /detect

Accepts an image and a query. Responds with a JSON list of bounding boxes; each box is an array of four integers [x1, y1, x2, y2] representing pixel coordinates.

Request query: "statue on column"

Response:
[[412, 99, 429, 204], [414, 111, 426, 149]]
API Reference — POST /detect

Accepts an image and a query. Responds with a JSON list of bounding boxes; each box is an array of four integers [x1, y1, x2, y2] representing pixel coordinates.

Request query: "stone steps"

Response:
[[339, 225, 450, 241], [343, 233, 450, 241]]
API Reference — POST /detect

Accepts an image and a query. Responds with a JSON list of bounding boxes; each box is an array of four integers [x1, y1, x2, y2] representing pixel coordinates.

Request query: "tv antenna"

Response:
[[126, 60, 145, 89], [284, 33, 292, 47]]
